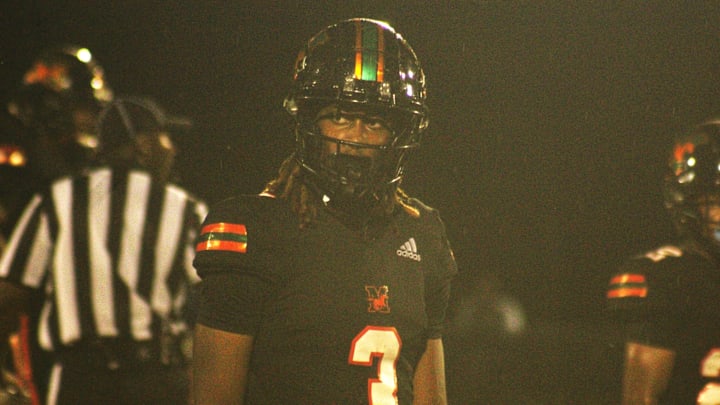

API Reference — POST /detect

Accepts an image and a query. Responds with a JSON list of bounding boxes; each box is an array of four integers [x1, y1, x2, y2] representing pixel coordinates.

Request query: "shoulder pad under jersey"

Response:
[[403, 197, 458, 280], [193, 194, 295, 278]]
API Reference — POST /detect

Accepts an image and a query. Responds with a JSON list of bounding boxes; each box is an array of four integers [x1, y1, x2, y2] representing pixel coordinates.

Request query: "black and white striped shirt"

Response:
[[0, 166, 207, 351]]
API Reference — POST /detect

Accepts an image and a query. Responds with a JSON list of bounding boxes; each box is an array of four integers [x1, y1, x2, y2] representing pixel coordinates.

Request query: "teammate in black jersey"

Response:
[[607, 118, 720, 404], [0, 97, 206, 404], [193, 18, 458, 404]]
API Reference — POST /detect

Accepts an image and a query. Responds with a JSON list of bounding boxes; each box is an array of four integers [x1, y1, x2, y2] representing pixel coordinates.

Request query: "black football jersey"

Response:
[[194, 194, 457, 404], [606, 244, 720, 404]]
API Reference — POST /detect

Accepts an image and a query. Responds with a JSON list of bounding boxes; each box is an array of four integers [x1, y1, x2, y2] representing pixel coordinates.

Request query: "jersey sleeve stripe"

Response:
[[607, 287, 648, 298], [607, 273, 647, 298], [195, 239, 247, 253], [197, 223, 248, 252], [609, 273, 646, 285], [200, 222, 247, 236]]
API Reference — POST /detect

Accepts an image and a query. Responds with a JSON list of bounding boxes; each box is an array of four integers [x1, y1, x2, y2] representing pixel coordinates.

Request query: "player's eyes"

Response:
[[317, 109, 391, 132], [335, 112, 389, 130], [363, 117, 389, 130], [330, 113, 351, 125]]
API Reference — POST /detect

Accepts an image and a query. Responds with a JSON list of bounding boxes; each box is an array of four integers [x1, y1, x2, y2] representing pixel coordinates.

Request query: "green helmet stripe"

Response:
[[354, 20, 384, 82]]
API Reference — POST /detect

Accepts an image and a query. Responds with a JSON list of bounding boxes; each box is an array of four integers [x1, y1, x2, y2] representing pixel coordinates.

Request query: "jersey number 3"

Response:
[[349, 326, 401, 405]]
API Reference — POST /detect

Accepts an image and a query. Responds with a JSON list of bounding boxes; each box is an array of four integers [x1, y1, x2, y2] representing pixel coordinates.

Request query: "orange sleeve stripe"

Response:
[[196, 239, 247, 253], [607, 287, 647, 299], [610, 273, 645, 285], [200, 222, 246, 236]]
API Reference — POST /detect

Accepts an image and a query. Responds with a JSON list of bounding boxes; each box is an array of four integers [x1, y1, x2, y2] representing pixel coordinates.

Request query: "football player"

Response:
[[607, 118, 720, 404], [193, 18, 458, 404]]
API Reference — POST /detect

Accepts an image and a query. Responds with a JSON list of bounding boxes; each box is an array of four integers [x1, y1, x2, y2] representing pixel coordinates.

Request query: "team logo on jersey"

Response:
[[366, 286, 390, 313], [195, 222, 247, 253], [397, 237, 421, 262], [606, 273, 647, 299]]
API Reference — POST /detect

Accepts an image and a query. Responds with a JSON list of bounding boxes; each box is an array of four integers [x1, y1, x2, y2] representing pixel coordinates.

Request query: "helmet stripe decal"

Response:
[[354, 20, 364, 80], [354, 20, 385, 83], [376, 25, 385, 82]]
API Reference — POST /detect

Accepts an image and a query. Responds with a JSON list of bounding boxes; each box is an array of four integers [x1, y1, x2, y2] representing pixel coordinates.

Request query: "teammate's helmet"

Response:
[[17, 44, 113, 111], [664, 119, 720, 252], [7, 44, 114, 172], [285, 18, 428, 204]]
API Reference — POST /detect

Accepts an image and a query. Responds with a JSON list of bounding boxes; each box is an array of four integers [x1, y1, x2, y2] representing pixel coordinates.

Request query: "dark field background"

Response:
[[5, 2, 720, 403]]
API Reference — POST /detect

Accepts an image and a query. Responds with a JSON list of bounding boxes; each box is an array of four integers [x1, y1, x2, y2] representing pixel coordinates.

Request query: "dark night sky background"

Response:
[[4, 1, 720, 403]]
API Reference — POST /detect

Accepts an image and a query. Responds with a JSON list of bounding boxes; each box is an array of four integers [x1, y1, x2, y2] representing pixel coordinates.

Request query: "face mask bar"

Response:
[[292, 100, 423, 208], [298, 124, 403, 187]]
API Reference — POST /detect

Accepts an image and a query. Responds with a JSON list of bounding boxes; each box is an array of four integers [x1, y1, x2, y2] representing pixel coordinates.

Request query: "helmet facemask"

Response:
[[664, 120, 720, 256], [668, 191, 720, 254], [295, 104, 419, 210], [698, 196, 720, 247]]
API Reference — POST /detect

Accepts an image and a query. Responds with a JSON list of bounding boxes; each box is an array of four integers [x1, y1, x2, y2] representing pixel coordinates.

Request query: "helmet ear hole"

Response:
[[283, 96, 298, 116]]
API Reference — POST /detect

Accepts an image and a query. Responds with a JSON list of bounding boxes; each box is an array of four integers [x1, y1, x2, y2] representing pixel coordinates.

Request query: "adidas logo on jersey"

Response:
[[397, 237, 421, 262]]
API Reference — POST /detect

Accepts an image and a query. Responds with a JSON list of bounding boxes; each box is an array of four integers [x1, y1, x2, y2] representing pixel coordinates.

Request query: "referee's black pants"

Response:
[[44, 340, 189, 405]]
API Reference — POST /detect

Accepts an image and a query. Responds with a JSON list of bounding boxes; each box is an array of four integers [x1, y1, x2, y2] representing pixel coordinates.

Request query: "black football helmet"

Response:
[[19, 45, 112, 106], [284, 18, 428, 207], [664, 119, 720, 252], [7, 44, 114, 177]]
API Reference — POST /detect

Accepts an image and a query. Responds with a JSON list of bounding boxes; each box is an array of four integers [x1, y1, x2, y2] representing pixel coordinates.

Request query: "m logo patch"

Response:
[[365, 285, 390, 313]]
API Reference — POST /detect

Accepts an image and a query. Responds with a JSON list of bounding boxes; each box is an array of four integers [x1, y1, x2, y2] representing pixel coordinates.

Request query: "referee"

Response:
[[0, 97, 207, 405]]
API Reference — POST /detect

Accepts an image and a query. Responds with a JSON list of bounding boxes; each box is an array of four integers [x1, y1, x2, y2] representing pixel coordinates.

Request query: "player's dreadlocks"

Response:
[[262, 153, 420, 229]]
